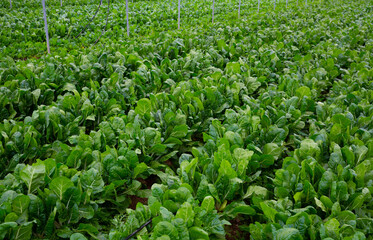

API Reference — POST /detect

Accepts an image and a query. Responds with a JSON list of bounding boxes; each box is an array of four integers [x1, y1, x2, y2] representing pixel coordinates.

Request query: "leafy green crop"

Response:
[[1, 0, 373, 239]]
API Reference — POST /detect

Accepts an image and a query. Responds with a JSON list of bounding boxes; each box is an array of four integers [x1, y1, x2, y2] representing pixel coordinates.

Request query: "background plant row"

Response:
[[1, 0, 373, 239]]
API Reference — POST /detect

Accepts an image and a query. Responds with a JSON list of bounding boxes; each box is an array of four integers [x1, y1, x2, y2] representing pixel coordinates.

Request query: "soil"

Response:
[[129, 195, 148, 210], [225, 217, 250, 240], [137, 174, 159, 189], [164, 159, 174, 168], [191, 132, 203, 142], [15, 55, 41, 61], [131, 175, 161, 209]]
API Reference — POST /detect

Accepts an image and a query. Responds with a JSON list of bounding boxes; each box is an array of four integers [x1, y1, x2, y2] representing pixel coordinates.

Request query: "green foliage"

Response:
[[1, 0, 373, 239]]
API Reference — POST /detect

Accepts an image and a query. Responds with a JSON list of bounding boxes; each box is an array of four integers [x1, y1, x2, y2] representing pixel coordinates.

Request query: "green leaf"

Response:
[[263, 143, 281, 160], [49, 176, 74, 200], [260, 202, 278, 222], [172, 218, 189, 239], [355, 145, 368, 165], [28, 194, 46, 224], [56, 227, 73, 238], [233, 148, 253, 177], [244, 186, 268, 199], [274, 228, 302, 240], [170, 125, 188, 139], [125, 180, 142, 195], [302, 180, 317, 203], [77, 223, 99, 235], [349, 194, 365, 210], [341, 146, 355, 167], [78, 206, 95, 220], [286, 212, 311, 235], [201, 196, 215, 212], [298, 139, 320, 160], [62, 187, 81, 209], [332, 181, 349, 202], [188, 226, 209, 240], [65, 204, 80, 224], [45, 207, 56, 237], [19, 161, 45, 194], [324, 218, 340, 238], [13, 222, 33, 240], [135, 98, 152, 116], [0, 222, 17, 239], [260, 154, 275, 168], [225, 204, 256, 217], [217, 159, 237, 181], [314, 197, 327, 212], [160, 207, 173, 222], [149, 144, 167, 154], [295, 86, 311, 98], [320, 196, 333, 209], [133, 163, 148, 178], [81, 169, 104, 194], [152, 221, 178, 239], [217, 39, 226, 51], [5, 213, 19, 222], [318, 171, 335, 195], [175, 202, 195, 228], [62, 83, 77, 92], [335, 211, 356, 226], [12, 195, 30, 216], [332, 114, 351, 128], [225, 62, 241, 74], [159, 151, 179, 162], [70, 233, 88, 240]]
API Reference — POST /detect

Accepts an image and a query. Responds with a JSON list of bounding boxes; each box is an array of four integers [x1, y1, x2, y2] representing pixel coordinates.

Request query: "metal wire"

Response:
[[75, 0, 103, 38], [94, 0, 110, 44], [122, 218, 152, 240]]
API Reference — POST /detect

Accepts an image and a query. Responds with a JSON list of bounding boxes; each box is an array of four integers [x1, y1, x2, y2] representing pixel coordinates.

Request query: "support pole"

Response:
[[126, 0, 129, 36], [212, 0, 215, 23], [178, 0, 180, 29], [274, 0, 276, 10], [258, 0, 260, 13], [42, 0, 50, 54], [238, 0, 241, 18], [60, 0, 62, 7], [286, 0, 288, 7], [10, 0, 12, 8]]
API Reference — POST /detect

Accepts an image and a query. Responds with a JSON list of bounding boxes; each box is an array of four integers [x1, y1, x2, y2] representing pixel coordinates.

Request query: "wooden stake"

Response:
[[212, 0, 215, 23], [126, 0, 129, 36], [238, 0, 241, 18], [42, 0, 50, 54], [178, 0, 180, 29]]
